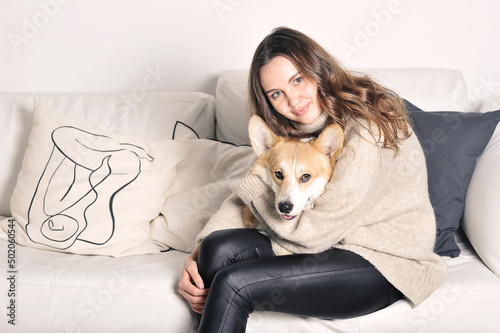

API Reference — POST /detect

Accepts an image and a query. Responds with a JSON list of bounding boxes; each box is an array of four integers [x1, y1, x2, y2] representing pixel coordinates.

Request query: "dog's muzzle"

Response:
[[278, 201, 295, 220]]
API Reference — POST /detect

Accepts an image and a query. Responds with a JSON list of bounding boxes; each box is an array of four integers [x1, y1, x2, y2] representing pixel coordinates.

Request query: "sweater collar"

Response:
[[291, 111, 329, 135]]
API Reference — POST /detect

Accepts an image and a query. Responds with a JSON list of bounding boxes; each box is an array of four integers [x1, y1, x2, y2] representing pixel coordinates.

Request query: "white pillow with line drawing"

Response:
[[1, 101, 188, 257]]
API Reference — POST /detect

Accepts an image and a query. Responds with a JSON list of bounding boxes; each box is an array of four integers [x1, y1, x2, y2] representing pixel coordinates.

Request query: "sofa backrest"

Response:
[[0, 92, 215, 217], [215, 68, 468, 145]]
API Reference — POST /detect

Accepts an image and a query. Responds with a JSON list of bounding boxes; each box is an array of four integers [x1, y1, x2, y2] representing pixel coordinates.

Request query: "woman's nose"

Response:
[[288, 91, 300, 107]]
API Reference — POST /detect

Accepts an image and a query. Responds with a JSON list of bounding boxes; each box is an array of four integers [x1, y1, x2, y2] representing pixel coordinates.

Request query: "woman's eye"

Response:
[[293, 77, 303, 85], [300, 174, 311, 182], [271, 91, 282, 99], [275, 171, 284, 180]]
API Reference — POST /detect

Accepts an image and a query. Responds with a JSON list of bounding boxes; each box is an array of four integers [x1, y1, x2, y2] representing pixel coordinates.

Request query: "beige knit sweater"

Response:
[[197, 114, 447, 306]]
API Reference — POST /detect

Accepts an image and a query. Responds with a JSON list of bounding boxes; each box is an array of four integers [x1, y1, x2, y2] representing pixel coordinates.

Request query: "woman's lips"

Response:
[[294, 102, 310, 116]]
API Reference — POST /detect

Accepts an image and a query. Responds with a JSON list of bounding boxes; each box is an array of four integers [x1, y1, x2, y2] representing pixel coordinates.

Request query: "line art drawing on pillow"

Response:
[[26, 126, 153, 250]]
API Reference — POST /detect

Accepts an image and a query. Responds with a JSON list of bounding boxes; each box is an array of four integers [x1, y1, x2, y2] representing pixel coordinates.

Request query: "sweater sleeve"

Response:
[[195, 174, 269, 244], [230, 173, 269, 204], [195, 193, 244, 244]]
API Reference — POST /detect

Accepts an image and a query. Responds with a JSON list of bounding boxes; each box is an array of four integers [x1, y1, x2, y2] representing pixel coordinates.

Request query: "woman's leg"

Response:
[[197, 228, 274, 288], [197, 229, 402, 333]]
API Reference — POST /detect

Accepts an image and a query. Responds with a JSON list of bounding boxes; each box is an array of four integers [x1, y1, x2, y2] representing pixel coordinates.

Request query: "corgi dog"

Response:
[[242, 115, 344, 228]]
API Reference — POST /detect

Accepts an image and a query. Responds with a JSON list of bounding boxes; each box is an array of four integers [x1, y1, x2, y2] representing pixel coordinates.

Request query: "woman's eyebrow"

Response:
[[265, 88, 278, 95], [264, 72, 300, 95], [288, 72, 300, 84]]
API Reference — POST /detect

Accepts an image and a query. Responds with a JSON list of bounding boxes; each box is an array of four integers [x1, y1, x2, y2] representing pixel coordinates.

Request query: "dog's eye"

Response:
[[274, 171, 284, 180], [300, 174, 311, 182]]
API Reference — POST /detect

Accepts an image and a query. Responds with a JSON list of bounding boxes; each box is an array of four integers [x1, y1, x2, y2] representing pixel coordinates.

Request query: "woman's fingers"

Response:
[[178, 260, 210, 313]]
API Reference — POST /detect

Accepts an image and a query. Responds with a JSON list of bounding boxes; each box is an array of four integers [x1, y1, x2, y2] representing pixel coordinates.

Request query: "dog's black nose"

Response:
[[278, 202, 293, 214]]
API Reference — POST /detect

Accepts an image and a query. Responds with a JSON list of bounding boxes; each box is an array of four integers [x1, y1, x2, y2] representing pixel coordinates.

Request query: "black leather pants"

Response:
[[197, 229, 402, 333]]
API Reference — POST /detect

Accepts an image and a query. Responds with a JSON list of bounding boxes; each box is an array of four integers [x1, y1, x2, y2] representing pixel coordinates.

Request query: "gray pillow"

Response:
[[406, 101, 500, 257]]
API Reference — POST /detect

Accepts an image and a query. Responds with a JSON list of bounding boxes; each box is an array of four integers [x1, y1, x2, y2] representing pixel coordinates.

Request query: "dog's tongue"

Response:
[[282, 214, 294, 220]]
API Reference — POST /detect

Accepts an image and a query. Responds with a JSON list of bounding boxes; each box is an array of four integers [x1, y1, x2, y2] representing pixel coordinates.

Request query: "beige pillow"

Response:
[[4, 102, 188, 257], [150, 123, 255, 253]]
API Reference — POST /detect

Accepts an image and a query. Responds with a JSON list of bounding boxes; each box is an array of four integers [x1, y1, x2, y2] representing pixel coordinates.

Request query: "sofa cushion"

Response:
[[0, 92, 216, 218], [150, 123, 255, 253], [0, 238, 195, 333], [407, 101, 500, 257], [2, 102, 190, 257], [360, 68, 468, 111]]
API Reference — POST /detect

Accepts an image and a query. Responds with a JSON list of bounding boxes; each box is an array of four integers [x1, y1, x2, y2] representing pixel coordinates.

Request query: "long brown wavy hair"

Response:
[[248, 26, 411, 152]]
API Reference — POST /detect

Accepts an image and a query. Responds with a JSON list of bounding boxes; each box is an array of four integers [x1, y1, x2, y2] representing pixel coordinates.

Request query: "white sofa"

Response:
[[1, 68, 499, 333]]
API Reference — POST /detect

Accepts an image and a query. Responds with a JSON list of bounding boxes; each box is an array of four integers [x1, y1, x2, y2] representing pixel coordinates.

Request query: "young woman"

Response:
[[178, 27, 447, 333]]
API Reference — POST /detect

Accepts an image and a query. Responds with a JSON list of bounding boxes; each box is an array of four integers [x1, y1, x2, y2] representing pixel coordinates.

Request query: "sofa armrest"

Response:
[[463, 108, 500, 277], [479, 94, 500, 113]]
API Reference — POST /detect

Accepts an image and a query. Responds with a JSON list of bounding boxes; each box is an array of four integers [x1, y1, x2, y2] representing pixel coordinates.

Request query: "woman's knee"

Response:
[[198, 229, 273, 286], [199, 263, 257, 333]]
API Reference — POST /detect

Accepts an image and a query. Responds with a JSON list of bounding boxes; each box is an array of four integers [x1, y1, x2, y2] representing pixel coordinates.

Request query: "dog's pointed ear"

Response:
[[248, 116, 279, 156], [313, 124, 344, 160]]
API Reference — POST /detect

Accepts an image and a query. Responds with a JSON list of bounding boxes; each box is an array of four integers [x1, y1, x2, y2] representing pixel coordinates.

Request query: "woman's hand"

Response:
[[178, 243, 209, 314]]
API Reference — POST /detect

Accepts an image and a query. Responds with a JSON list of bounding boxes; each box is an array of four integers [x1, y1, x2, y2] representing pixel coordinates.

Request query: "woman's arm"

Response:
[[195, 190, 258, 244]]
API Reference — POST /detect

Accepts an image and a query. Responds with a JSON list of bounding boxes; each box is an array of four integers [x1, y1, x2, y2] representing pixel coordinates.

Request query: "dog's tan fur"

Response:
[[242, 116, 344, 228]]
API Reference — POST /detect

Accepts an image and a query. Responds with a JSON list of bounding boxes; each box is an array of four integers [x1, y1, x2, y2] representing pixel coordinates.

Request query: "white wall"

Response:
[[1, 0, 499, 110]]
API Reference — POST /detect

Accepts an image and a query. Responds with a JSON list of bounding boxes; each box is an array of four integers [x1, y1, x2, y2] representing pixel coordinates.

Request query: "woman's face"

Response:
[[259, 56, 323, 124]]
